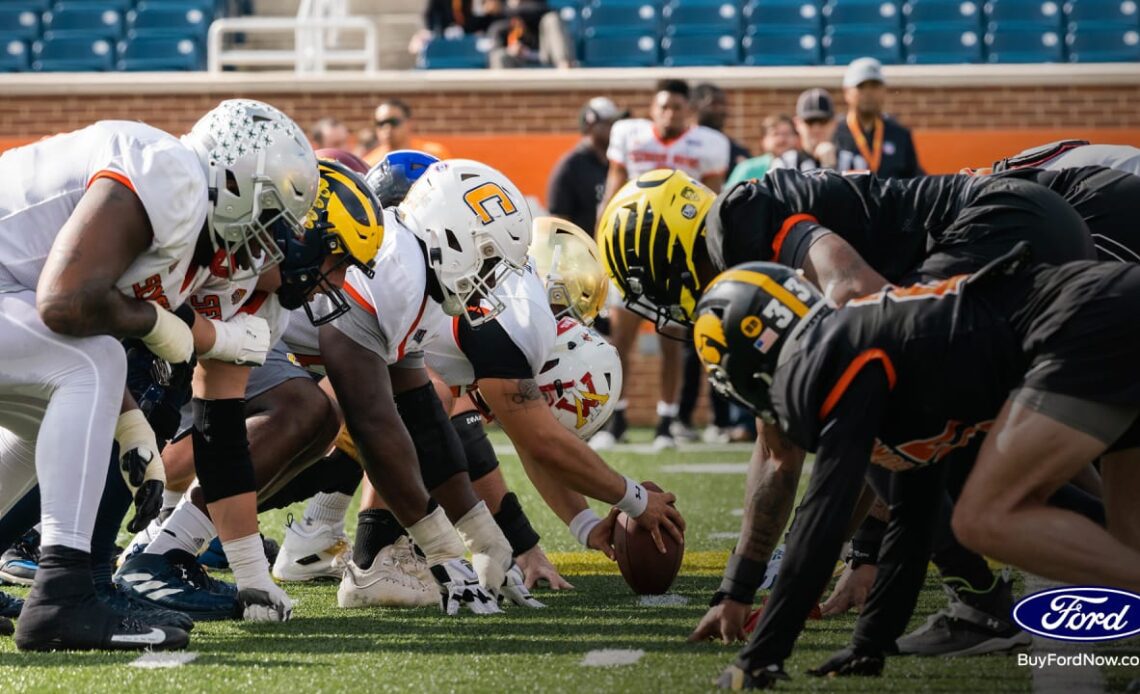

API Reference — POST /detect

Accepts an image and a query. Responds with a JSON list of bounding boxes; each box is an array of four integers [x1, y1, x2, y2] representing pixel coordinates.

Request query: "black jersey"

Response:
[[705, 169, 1093, 284]]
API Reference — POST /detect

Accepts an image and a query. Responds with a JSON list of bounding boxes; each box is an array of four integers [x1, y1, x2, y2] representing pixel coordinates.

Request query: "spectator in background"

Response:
[[793, 87, 838, 169], [488, 0, 577, 69], [725, 114, 799, 187], [835, 57, 924, 177], [410, 0, 502, 54], [547, 97, 627, 233], [691, 83, 751, 169], [363, 99, 452, 167], [309, 117, 351, 151]]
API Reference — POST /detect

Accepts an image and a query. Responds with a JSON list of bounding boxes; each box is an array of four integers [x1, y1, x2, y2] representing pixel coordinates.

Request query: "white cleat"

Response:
[[652, 434, 677, 451], [389, 536, 433, 585], [336, 543, 438, 609], [588, 430, 617, 451], [271, 516, 351, 582]]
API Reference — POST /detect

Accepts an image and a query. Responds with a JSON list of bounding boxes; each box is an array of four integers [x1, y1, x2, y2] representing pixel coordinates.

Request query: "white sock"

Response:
[[303, 492, 351, 527], [657, 401, 679, 419], [144, 498, 216, 557], [162, 488, 184, 510], [615, 399, 628, 411], [224, 533, 273, 592]]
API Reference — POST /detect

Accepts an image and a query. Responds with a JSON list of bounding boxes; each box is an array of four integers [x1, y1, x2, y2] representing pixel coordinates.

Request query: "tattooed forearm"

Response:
[[736, 421, 806, 562], [505, 379, 544, 409]]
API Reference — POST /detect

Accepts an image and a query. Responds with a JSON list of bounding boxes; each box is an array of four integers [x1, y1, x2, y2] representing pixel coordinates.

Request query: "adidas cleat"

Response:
[[0, 589, 23, 619], [115, 551, 237, 621], [0, 528, 40, 586], [273, 515, 351, 582], [0, 616, 11, 637], [96, 581, 193, 632]]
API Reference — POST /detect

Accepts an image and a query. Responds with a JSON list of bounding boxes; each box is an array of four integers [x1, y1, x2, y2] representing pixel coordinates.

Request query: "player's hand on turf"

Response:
[[688, 596, 752, 644], [238, 582, 294, 622], [714, 663, 789, 690], [587, 508, 620, 560], [820, 562, 877, 617], [431, 558, 502, 615], [634, 489, 686, 554], [515, 545, 573, 590], [115, 410, 166, 533], [808, 646, 885, 677], [499, 562, 546, 608]]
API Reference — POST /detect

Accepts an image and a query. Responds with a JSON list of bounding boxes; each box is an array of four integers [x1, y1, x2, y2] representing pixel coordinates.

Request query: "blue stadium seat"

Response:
[[32, 35, 115, 69], [53, 0, 132, 11], [128, 4, 209, 40], [984, 0, 1064, 29], [43, 5, 123, 40], [580, 2, 659, 38], [0, 0, 49, 10], [984, 25, 1065, 60], [743, 0, 823, 30], [662, 0, 741, 36], [0, 6, 41, 41], [742, 27, 822, 63], [418, 35, 488, 68], [0, 39, 30, 70], [824, 25, 903, 62], [117, 36, 200, 69], [904, 25, 984, 61], [581, 32, 659, 65], [1066, 24, 1140, 60], [902, 0, 982, 29], [662, 32, 740, 64], [133, 0, 217, 14], [1064, 0, 1138, 28], [823, 0, 903, 28]]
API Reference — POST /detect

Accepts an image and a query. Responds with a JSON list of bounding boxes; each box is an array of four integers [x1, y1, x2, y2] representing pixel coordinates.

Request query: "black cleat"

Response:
[[0, 589, 23, 619], [97, 581, 193, 632], [0, 617, 12, 637], [0, 528, 40, 586]]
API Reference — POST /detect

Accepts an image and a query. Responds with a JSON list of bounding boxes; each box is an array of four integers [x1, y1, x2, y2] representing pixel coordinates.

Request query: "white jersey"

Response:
[[0, 121, 208, 307], [185, 269, 289, 347], [607, 119, 731, 180], [421, 259, 557, 389]]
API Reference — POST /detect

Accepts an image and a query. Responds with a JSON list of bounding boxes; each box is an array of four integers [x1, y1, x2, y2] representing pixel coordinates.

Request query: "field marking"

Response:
[[662, 463, 750, 474], [581, 649, 645, 667], [129, 652, 198, 669], [708, 532, 739, 540], [639, 594, 689, 607], [1024, 573, 1104, 694], [550, 549, 729, 577]]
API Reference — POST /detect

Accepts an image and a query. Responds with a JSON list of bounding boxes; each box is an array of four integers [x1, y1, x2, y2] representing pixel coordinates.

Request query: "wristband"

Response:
[[849, 516, 886, 567], [142, 303, 194, 364], [569, 509, 602, 547], [716, 553, 767, 605], [616, 477, 648, 518]]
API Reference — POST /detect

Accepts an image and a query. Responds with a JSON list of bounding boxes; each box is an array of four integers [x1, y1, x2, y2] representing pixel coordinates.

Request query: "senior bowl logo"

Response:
[[1012, 587, 1140, 642]]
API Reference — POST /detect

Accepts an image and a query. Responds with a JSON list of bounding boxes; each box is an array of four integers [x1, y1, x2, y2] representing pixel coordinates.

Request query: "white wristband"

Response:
[[616, 477, 648, 518], [200, 314, 270, 365], [569, 509, 602, 547], [141, 303, 194, 364]]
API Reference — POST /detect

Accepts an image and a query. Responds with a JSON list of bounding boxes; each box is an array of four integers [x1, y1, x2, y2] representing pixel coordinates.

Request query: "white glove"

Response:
[[141, 303, 193, 364], [114, 409, 166, 533], [431, 558, 502, 615], [500, 563, 545, 609], [454, 501, 513, 593], [199, 313, 270, 366], [224, 533, 294, 622], [237, 584, 294, 622]]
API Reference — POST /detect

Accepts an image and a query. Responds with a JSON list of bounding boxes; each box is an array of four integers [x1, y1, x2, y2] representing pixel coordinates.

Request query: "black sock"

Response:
[[354, 509, 407, 570], [27, 546, 95, 605], [655, 416, 673, 437], [493, 493, 540, 557]]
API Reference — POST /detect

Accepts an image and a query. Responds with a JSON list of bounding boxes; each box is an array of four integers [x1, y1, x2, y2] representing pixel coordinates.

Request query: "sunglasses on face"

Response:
[[804, 117, 832, 126], [375, 117, 404, 128]]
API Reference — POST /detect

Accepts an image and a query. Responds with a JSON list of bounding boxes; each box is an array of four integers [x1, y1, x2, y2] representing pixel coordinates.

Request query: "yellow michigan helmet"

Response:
[[596, 169, 716, 330], [529, 217, 609, 326]]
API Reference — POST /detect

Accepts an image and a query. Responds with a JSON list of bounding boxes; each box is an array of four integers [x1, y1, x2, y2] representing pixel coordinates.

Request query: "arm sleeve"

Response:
[[458, 317, 535, 381], [733, 364, 891, 668]]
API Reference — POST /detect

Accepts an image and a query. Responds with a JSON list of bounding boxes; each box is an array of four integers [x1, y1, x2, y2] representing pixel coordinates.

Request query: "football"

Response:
[[613, 481, 685, 595]]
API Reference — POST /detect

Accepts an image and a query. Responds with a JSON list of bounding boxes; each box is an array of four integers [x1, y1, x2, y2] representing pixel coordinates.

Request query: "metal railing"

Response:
[[207, 15, 378, 73]]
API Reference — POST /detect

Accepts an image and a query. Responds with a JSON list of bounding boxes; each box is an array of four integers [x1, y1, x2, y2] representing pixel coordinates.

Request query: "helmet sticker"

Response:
[[740, 315, 763, 338], [463, 182, 519, 226], [694, 313, 728, 366]]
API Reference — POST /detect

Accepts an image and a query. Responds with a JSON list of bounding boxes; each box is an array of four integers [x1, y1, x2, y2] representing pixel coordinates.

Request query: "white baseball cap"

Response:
[[843, 57, 886, 88]]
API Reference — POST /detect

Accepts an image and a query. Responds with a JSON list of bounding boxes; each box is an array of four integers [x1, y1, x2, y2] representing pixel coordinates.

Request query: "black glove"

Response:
[[121, 447, 164, 534], [808, 646, 885, 678]]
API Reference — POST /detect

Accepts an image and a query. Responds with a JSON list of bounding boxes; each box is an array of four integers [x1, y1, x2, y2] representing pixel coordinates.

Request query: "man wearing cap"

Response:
[[834, 58, 923, 178], [793, 88, 838, 170], [547, 97, 628, 234]]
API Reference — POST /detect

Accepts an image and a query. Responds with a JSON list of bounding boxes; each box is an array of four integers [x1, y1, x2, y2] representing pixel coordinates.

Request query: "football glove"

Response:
[[808, 646, 885, 678], [714, 664, 790, 690], [225, 533, 294, 622], [430, 559, 502, 615], [499, 563, 545, 609], [237, 584, 294, 622], [454, 501, 512, 594], [114, 410, 165, 534], [200, 313, 271, 366]]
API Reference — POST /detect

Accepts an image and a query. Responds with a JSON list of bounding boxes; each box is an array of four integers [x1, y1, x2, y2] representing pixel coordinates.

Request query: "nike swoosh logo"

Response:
[[111, 628, 168, 645]]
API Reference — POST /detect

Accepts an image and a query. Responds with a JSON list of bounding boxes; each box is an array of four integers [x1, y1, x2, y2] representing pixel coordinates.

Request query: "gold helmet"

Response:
[[529, 217, 609, 326], [596, 169, 715, 330]]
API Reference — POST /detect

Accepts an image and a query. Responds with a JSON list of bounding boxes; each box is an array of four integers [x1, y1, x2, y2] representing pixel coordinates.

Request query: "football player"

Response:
[[691, 252, 1140, 687], [0, 98, 316, 650]]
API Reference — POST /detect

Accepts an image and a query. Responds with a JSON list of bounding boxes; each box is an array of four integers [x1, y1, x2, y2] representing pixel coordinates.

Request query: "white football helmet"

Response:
[[399, 159, 532, 326], [530, 217, 609, 327], [536, 317, 623, 440], [182, 99, 319, 280]]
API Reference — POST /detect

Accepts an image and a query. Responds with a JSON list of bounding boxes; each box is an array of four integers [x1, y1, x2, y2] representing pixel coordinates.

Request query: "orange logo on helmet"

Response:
[[463, 182, 518, 225], [694, 313, 728, 366]]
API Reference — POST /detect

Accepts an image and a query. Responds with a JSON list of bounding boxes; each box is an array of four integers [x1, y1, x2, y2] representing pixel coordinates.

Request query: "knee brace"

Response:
[[451, 411, 499, 482], [494, 492, 540, 556], [192, 398, 256, 504], [394, 383, 468, 491]]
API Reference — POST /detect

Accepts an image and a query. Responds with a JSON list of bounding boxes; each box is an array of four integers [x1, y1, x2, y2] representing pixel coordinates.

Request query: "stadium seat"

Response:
[[581, 32, 659, 65], [128, 4, 209, 40], [742, 28, 822, 64], [32, 34, 115, 69], [743, 0, 823, 31], [904, 26, 984, 62], [0, 0, 49, 10], [0, 39, 30, 71], [661, 32, 740, 64], [1064, 0, 1138, 28], [823, 0, 903, 28], [42, 5, 123, 40], [117, 35, 200, 69], [418, 35, 489, 69], [824, 25, 903, 62], [580, 2, 659, 38], [1066, 24, 1140, 60], [0, 6, 41, 42], [984, 0, 1064, 29], [902, 0, 982, 29], [52, 0, 132, 11], [662, 0, 741, 36], [984, 25, 1065, 60]]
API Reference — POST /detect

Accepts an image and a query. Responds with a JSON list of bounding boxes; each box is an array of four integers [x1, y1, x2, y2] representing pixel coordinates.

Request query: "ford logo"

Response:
[[1012, 587, 1140, 642]]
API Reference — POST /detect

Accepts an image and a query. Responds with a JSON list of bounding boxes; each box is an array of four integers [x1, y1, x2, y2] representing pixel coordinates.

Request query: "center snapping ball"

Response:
[[613, 481, 684, 595]]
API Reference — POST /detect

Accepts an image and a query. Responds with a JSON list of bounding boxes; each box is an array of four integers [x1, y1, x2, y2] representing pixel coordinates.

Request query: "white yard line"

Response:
[[1024, 574, 1104, 694], [580, 649, 645, 667], [638, 594, 689, 607], [129, 652, 198, 669]]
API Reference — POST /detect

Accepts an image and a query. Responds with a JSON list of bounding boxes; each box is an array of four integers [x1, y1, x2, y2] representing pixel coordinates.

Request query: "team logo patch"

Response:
[[412, 328, 427, 345], [681, 204, 698, 220], [680, 186, 701, 202], [1013, 587, 1140, 642], [231, 288, 247, 306], [540, 371, 609, 430], [694, 313, 728, 366], [740, 316, 763, 338]]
